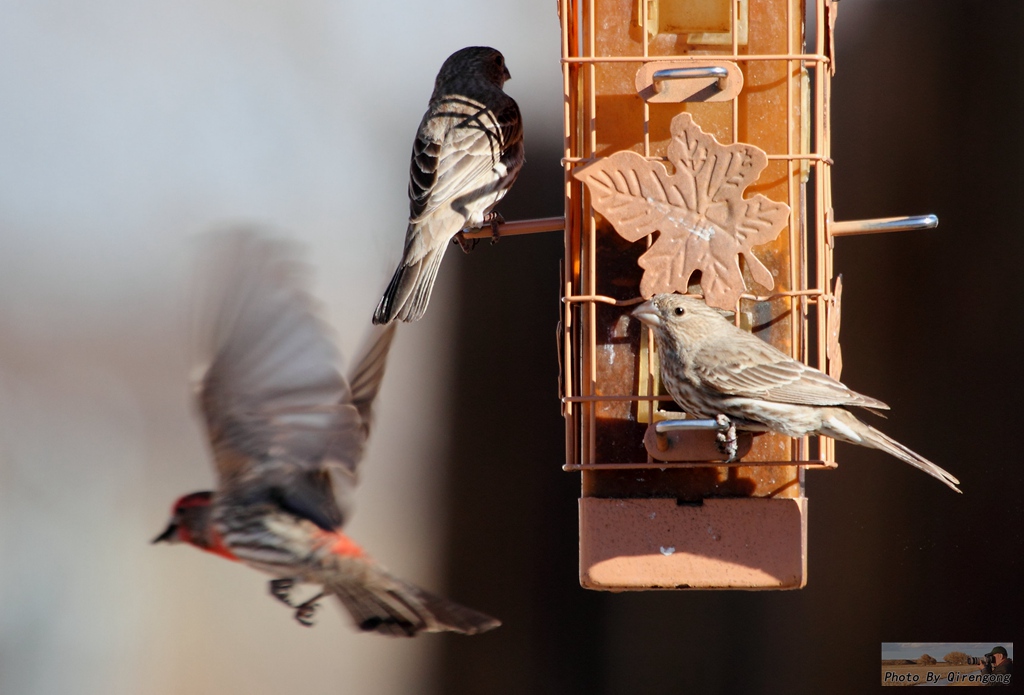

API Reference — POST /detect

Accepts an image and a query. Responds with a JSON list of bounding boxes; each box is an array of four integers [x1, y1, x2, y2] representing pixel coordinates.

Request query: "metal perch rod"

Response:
[[468, 212, 939, 241], [831, 215, 938, 237], [655, 418, 731, 433], [460, 216, 565, 239], [652, 66, 728, 91]]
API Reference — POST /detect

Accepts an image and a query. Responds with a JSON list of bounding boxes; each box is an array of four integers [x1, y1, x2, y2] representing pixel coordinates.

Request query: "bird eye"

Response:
[[673, 306, 685, 316]]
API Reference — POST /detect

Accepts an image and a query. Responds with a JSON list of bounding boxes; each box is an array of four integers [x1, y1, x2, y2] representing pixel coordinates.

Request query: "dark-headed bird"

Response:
[[373, 46, 524, 324]]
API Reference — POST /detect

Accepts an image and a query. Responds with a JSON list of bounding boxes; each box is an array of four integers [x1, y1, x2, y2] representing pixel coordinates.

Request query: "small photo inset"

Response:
[[881, 643, 1013, 687]]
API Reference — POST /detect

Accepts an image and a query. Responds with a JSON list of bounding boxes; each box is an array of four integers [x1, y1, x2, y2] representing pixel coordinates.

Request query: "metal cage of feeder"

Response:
[[553, 0, 937, 590]]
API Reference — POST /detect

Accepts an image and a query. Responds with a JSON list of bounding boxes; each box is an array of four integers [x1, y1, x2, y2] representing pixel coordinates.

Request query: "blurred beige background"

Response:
[[0, 2, 560, 693], [4, 2, 1023, 694]]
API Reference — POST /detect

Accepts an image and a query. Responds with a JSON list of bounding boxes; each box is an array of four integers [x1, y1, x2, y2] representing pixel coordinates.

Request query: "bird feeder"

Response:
[[556, 0, 938, 590]]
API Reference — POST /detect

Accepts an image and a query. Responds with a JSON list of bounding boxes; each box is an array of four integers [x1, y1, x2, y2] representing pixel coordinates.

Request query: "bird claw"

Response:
[[271, 579, 325, 626], [295, 602, 319, 627], [269, 578, 296, 606], [293, 591, 326, 627], [715, 414, 739, 462], [453, 231, 478, 254], [454, 213, 504, 253], [484, 211, 504, 245]]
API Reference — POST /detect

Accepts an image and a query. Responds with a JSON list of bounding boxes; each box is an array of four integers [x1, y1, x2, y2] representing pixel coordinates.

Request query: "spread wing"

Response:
[[694, 330, 889, 410], [194, 232, 395, 527], [337, 322, 398, 464], [409, 94, 522, 225]]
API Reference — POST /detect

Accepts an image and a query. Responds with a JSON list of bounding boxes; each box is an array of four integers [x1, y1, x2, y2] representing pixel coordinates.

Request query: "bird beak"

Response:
[[631, 300, 661, 327], [503, 66, 511, 82], [152, 522, 178, 544]]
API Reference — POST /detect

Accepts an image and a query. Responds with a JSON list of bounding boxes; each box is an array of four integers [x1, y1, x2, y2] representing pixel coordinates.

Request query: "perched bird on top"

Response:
[[154, 231, 501, 636], [373, 46, 525, 324], [632, 294, 961, 493]]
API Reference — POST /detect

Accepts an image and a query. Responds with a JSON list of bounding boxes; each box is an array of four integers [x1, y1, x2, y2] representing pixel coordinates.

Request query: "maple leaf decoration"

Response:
[[573, 112, 790, 310]]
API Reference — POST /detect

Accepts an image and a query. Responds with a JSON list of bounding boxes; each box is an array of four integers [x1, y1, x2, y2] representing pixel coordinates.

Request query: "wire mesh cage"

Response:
[[559, 0, 839, 590]]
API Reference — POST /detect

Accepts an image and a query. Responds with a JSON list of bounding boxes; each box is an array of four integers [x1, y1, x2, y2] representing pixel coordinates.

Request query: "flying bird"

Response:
[[632, 294, 961, 492], [373, 46, 525, 324], [154, 231, 501, 636]]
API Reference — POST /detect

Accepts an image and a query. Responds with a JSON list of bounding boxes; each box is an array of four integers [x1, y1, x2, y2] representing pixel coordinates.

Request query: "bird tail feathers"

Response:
[[372, 244, 448, 324], [328, 568, 500, 637], [826, 411, 961, 493]]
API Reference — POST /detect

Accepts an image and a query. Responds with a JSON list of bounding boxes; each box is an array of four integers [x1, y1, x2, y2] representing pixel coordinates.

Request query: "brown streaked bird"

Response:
[[632, 293, 961, 493], [154, 231, 501, 636], [373, 46, 525, 324]]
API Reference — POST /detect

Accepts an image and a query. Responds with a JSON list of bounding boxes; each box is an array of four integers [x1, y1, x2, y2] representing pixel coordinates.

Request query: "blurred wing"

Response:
[[315, 322, 398, 478], [252, 464, 346, 532], [344, 323, 398, 444], [695, 332, 889, 410], [319, 323, 398, 523], [409, 94, 521, 223], [194, 231, 364, 493]]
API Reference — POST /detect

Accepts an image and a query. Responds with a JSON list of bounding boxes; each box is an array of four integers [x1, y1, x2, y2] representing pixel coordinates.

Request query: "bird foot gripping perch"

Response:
[[453, 231, 478, 254], [483, 210, 504, 245], [646, 414, 753, 462], [453, 211, 505, 253], [714, 414, 738, 462]]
